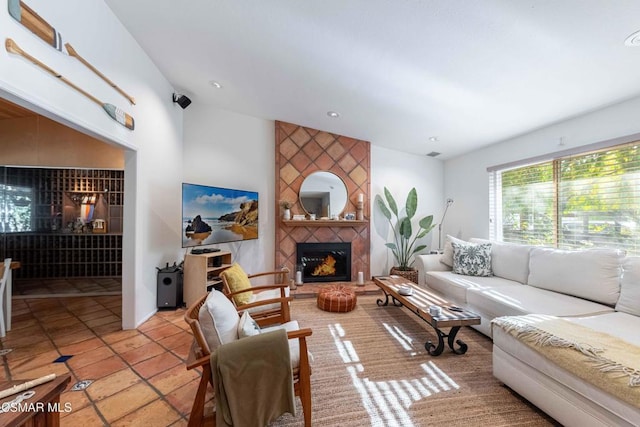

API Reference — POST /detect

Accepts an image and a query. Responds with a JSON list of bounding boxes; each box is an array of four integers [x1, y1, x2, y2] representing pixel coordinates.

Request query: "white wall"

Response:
[[444, 96, 640, 241], [371, 146, 444, 275], [0, 0, 183, 328], [183, 105, 275, 275]]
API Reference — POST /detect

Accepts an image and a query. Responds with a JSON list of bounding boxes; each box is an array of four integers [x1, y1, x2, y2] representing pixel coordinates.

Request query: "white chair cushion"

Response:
[[263, 320, 302, 369], [245, 287, 290, 315], [527, 248, 624, 306], [616, 256, 640, 316], [199, 290, 240, 352]]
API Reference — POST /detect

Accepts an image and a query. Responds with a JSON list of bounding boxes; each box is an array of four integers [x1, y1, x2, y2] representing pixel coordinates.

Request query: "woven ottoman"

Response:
[[317, 285, 357, 313]]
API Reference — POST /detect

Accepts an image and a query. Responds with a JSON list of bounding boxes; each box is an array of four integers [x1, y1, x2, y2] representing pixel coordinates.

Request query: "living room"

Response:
[[1, 1, 640, 425]]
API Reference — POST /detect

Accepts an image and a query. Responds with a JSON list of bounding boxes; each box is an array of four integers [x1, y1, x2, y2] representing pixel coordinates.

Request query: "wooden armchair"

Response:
[[184, 290, 312, 426], [220, 267, 292, 327]]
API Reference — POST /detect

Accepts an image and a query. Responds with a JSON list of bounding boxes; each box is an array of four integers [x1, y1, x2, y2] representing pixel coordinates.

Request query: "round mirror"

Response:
[[299, 171, 348, 218]]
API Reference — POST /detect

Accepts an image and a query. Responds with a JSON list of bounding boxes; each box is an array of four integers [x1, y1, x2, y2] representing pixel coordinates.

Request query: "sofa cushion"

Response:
[[527, 248, 624, 306], [425, 270, 519, 303], [452, 241, 492, 277], [567, 312, 640, 347], [471, 238, 532, 284], [616, 257, 640, 316], [467, 285, 615, 320], [440, 235, 467, 267]]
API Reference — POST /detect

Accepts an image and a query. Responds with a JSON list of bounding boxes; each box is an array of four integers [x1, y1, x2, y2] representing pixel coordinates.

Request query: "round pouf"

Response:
[[317, 285, 357, 313]]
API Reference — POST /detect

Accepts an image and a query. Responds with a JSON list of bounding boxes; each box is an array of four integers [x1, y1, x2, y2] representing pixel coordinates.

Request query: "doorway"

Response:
[[0, 97, 126, 298]]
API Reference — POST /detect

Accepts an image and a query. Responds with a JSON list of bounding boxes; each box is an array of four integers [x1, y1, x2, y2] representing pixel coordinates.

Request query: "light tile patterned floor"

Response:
[[0, 296, 212, 426]]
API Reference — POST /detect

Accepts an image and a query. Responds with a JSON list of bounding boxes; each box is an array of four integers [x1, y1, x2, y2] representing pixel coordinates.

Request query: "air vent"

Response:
[[426, 151, 441, 157]]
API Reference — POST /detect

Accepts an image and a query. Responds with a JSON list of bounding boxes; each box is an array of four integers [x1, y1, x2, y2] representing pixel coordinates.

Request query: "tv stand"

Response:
[[183, 250, 232, 307]]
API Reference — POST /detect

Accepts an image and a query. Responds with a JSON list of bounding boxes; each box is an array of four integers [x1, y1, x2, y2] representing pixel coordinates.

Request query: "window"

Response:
[[490, 142, 640, 255], [0, 184, 33, 232]]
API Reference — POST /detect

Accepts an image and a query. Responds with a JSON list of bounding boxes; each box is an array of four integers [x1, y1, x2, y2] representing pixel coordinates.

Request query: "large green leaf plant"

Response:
[[376, 187, 436, 270]]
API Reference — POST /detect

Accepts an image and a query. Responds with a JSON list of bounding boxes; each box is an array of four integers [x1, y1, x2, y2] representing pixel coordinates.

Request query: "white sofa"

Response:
[[415, 238, 640, 426]]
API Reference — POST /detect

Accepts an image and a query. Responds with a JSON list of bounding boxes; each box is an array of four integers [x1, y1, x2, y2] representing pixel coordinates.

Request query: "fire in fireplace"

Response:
[[296, 242, 351, 283]]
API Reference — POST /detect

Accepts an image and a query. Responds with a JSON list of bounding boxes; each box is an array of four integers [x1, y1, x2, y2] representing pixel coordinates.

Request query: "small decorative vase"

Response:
[[283, 209, 291, 220]]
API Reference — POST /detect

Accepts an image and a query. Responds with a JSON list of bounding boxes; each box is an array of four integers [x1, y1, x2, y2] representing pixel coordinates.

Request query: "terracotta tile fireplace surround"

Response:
[[275, 121, 371, 284]]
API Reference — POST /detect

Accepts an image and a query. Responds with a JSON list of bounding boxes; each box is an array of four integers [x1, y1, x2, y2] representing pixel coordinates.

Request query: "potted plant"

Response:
[[375, 187, 436, 283], [280, 200, 293, 220]]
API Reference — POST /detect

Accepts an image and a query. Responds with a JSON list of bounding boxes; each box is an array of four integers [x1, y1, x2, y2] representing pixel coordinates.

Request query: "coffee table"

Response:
[[373, 275, 481, 356]]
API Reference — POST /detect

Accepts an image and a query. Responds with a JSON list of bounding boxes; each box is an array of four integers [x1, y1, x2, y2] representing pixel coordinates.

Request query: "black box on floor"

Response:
[[157, 263, 183, 308]]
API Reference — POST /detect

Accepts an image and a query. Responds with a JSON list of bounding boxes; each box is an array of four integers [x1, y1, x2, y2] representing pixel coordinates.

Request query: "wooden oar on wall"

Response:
[[5, 38, 135, 130], [7, 0, 136, 105]]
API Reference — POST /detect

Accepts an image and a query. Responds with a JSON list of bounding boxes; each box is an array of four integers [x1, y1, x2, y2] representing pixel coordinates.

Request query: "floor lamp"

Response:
[[437, 198, 454, 252]]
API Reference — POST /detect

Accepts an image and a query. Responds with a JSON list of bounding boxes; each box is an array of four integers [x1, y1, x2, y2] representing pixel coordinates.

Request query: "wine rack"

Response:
[[0, 167, 124, 279]]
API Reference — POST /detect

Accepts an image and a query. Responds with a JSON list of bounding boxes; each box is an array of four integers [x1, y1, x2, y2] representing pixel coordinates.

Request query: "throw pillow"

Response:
[[441, 235, 468, 267], [198, 290, 240, 352], [221, 263, 253, 306], [451, 241, 493, 277], [238, 311, 261, 338]]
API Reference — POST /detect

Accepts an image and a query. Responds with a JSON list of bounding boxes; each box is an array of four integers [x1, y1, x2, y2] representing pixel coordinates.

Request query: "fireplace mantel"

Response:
[[282, 220, 367, 227]]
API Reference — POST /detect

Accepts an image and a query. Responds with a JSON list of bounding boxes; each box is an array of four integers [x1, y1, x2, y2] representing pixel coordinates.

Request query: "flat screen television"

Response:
[[182, 183, 259, 248]]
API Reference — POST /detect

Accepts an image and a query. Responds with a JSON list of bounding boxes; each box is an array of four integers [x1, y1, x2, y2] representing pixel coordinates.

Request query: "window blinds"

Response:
[[490, 142, 640, 254]]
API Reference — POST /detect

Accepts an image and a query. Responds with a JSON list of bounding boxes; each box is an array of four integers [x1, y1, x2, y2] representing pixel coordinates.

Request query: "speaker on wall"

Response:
[[172, 93, 192, 109]]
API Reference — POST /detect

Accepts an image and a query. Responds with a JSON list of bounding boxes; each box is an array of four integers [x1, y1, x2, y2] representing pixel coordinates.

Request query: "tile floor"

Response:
[[1, 295, 210, 426], [13, 277, 122, 296]]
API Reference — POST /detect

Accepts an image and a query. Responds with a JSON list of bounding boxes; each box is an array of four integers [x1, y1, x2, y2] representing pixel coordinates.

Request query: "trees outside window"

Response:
[[492, 143, 640, 255]]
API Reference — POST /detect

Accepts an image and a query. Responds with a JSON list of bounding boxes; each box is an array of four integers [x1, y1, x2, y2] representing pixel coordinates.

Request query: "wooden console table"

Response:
[[0, 373, 71, 427]]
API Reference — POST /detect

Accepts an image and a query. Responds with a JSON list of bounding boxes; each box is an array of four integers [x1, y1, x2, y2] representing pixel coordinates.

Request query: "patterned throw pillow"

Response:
[[221, 263, 253, 306], [237, 311, 261, 338], [451, 241, 493, 277]]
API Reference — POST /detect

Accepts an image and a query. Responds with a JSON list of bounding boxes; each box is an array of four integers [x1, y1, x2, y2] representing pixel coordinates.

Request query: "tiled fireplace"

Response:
[[296, 242, 351, 283], [275, 121, 371, 281]]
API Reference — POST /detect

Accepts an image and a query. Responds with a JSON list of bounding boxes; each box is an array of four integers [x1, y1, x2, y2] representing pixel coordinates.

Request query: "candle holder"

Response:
[[356, 200, 364, 220], [295, 264, 304, 287]]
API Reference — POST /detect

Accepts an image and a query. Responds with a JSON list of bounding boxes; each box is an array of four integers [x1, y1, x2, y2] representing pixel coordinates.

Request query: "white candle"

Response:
[[358, 193, 364, 203], [357, 271, 364, 285], [295, 271, 302, 284]]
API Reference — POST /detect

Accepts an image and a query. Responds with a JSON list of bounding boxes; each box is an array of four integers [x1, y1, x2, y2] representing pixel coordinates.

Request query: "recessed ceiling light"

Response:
[[624, 30, 640, 46], [327, 111, 340, 118], [428, 136, 439, 142], [209, 80, 223, 89]]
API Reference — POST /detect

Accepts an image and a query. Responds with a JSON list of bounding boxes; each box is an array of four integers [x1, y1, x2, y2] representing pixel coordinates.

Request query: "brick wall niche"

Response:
[[275, 121, 371, 282]]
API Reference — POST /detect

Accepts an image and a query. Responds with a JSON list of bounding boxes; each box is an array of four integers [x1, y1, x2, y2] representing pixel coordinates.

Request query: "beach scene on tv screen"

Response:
[[182, 184, 258, 247]]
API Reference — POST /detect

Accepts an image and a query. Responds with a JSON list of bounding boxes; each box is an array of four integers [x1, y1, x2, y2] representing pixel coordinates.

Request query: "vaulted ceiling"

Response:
[[107, 0, 640, 159]]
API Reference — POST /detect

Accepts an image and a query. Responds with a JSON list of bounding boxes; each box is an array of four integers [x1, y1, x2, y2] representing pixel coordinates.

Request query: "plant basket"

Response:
[[389, 266, 418, 284]]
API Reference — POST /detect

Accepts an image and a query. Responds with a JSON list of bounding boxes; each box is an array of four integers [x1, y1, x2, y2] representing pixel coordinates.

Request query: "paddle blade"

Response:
[[102, 103, 135, 130], [8, 0, 20, 22]]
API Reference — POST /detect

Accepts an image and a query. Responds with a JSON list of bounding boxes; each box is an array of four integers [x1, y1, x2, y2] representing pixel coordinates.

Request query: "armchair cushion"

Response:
[[199, 290, 240, 352], [238, 311, 261, 338], [221, 263, 253, 305], [263, 320, 304, 368]]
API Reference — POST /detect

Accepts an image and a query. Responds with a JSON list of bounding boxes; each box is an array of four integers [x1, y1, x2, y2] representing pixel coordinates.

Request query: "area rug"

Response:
[[272, 294, 556, 426]]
